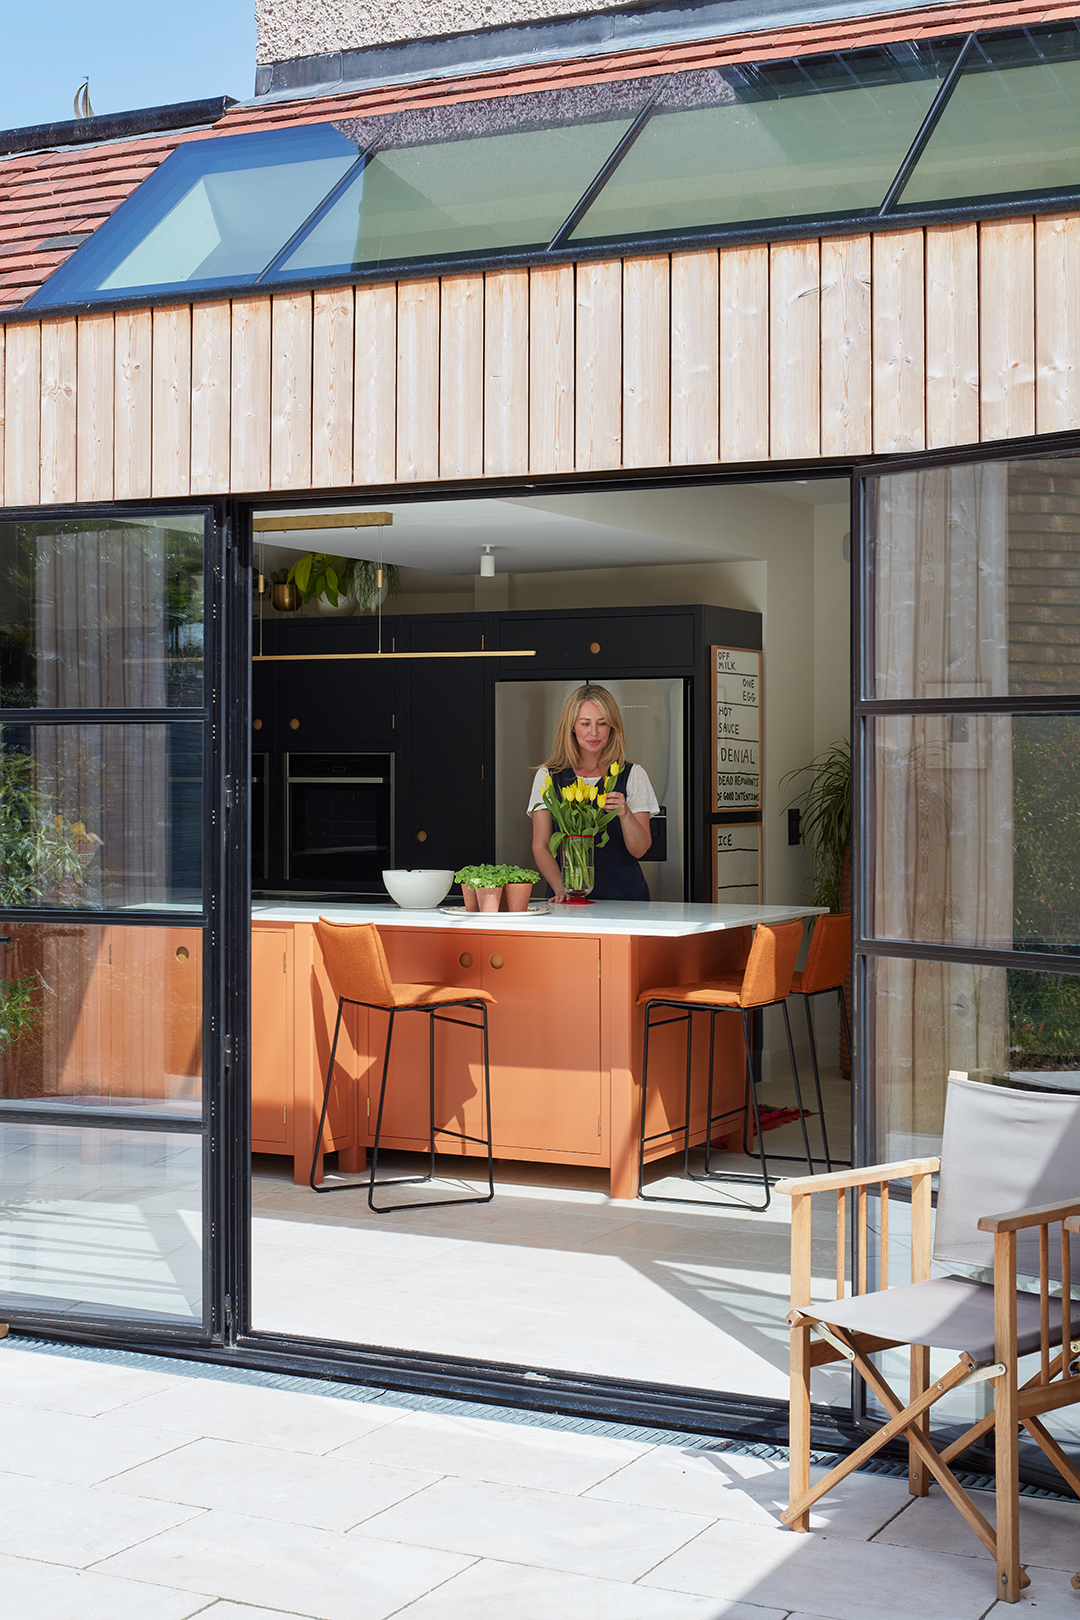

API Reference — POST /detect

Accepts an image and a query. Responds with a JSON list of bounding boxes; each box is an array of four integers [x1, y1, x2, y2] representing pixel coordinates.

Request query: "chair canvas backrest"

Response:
[[740, 919, 803, 1005], [934, 1073, 1080, 1282], [316, 918, 396, 1008], [799, 913, 851, 996]]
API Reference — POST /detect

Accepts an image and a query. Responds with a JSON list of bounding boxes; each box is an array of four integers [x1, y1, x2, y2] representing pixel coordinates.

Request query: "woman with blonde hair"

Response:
[[528, 684, 657, 901]]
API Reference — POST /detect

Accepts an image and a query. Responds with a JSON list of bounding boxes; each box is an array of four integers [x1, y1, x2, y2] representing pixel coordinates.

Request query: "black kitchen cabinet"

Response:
[[499, 610, 696, 675], [400, 616, 490, 874]]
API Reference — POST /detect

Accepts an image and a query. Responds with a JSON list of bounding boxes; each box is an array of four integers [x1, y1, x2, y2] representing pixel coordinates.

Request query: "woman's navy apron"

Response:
[[549, 762, 650, 901]]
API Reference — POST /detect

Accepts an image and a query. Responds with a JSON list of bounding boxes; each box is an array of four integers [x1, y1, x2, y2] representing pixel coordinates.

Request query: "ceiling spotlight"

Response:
[[480, 546, 495, 578]]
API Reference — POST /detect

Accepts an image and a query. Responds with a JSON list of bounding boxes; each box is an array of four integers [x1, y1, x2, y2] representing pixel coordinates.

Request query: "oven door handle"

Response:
[[287, 776, 387, 784]]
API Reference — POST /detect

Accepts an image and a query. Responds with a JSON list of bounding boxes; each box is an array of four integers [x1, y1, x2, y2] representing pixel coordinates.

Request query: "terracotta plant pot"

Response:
[[475, 885, 503, 913], [462, 886, 478, 911], [504, 882, 533, 912]]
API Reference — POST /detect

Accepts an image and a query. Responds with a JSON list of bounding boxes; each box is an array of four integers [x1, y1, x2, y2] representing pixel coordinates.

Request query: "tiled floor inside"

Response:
[[251, 1067, 854, 1402], [3, 1334, 1080, 1620]]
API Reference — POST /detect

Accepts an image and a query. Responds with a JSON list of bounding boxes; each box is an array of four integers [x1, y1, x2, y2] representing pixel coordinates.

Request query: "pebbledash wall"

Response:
[[3, 218, 1080, 508]]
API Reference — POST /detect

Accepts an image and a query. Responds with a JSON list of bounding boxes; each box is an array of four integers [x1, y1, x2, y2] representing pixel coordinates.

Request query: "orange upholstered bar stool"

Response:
[[309, 919, 496, 1214], [786, 912, 853, 1171], [637, 919, 806, 1210]]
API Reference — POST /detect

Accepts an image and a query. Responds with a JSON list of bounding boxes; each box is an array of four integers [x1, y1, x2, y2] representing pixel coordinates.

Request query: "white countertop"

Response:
[[250, 898, 826, 938]]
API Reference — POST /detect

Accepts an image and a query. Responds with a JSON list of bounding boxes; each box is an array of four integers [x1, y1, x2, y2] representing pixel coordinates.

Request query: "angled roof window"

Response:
[[23, 123, 373, 308], [896, 24, 1080, 209], [570, 45, 960, 244], [264, 81, 655, 279]]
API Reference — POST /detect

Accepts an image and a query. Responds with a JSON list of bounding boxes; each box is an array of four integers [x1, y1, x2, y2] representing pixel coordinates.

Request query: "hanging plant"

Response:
[[287, 554, 400, 610], [781, 740, 851, 914]]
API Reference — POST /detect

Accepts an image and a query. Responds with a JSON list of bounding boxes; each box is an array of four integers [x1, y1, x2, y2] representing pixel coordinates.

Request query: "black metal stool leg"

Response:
[[702, 1010, 717, 1174], [680, 1007, 694, 1178], [478, 1004, 495, 1203], [309, 995, 346, 1192], [802, 992, 833, 1173], [782, 1001, 815, 1175], [740, 1008, 771, 1210], [428, 1006, 438, 1179]]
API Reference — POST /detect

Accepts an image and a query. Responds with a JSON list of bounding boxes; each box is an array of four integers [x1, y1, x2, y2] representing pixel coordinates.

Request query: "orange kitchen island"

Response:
[[251, 899, 821, 1200]]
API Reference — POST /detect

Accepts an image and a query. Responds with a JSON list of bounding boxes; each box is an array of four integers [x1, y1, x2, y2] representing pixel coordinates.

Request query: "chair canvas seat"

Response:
[[635, 978, 744, 1007], [799, 1274, 1072, 1364]]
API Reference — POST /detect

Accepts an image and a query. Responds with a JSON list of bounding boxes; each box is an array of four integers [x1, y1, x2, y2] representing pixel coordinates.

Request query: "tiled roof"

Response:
[[0, 129, 218, 313], [3, 0, 1080, 313]]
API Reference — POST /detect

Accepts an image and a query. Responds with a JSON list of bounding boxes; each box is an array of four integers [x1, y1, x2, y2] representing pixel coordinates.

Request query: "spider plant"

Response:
[[781, 739, 851, 914]]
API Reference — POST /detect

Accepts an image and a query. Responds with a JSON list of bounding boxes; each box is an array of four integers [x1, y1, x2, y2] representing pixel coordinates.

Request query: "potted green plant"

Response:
[[286, 555, 400, 616], [454, 863, 507, 912], [782, 739, 852, 1074], [269, 568, 300, 612], [503, 865, 540, 911], [0, 750, 103, 907], [781, 740, 851, 916]]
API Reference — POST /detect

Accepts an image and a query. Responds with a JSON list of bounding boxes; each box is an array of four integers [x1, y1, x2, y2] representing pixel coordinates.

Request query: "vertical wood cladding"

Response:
[[8, 211, 1080, 506]]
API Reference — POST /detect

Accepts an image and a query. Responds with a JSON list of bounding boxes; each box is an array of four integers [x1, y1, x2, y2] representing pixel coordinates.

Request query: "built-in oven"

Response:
[[285, 753, 394, 894]]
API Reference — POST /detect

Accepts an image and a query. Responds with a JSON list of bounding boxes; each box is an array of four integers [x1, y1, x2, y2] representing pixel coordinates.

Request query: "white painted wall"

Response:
[[256, 0, 622, 63]]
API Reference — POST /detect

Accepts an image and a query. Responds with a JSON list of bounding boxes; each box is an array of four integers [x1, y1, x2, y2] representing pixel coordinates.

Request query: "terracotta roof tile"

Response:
[[2, 0, 1080, 311]]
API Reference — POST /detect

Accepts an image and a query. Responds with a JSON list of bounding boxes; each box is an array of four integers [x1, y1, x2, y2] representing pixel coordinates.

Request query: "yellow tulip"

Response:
[[575, 786, 584, 802], [597, 793, 606, 808], [544, 774, 553, 788], [589, 785, 597, 800], [562, 786, 573, 801]]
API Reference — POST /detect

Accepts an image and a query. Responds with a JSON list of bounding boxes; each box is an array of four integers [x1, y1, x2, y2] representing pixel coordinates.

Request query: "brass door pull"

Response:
[[289, 718, 300, 730], [489, 953, 504, 969], [253, 718, 263, 730], [590, 641, 601, 654], [416, 830, 427, 842], [458, 952, 473, 967]]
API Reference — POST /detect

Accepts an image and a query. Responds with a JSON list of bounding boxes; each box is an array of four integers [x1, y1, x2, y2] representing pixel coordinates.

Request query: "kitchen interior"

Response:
[[248, 477, 854, 1403]]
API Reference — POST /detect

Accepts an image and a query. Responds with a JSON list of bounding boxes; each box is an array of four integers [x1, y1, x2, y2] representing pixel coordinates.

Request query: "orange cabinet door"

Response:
[[370, 928, 485, 1149], [481, 933, 602, 1157], [251, 927, 291, 1147]]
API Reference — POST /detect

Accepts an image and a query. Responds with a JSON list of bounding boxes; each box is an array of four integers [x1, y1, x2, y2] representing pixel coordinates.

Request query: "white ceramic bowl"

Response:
[[382, 869, 455, 909]]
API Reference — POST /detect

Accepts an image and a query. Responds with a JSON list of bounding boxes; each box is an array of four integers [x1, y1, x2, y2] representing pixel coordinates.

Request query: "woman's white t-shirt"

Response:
[[527, 763, 660, 817]]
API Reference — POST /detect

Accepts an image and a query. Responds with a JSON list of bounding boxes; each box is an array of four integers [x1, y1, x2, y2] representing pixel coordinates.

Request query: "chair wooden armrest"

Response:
[[776, 1157, 941, 1198], [978, 1198, 1080, 1234]]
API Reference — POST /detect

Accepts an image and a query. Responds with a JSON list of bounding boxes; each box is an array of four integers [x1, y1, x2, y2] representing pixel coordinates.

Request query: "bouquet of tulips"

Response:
[[533, 761, 624, 860]]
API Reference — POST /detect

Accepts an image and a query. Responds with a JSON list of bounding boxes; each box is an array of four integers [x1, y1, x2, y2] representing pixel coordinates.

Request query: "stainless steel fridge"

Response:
[[494, 679, 685, 901]]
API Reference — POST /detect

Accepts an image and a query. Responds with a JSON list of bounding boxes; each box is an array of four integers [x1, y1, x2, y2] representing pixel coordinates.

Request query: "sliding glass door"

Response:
[[0, 508, 228, 1337]]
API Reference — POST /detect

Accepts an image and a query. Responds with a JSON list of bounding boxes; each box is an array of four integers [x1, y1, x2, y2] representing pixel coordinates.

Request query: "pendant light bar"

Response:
[[252, 650, 536, 661]]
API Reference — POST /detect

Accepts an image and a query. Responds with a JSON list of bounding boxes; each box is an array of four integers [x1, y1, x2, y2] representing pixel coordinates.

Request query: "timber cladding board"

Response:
[[8, 213, 1080, 508]]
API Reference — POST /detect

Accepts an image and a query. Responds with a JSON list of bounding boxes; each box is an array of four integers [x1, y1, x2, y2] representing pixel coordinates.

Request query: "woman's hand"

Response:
[[604, 791, 628, 816]]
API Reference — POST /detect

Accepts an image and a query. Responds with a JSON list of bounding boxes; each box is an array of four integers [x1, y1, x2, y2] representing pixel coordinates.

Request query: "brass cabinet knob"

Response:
[[590, 641, 601, 654], [289, 718, 300, 730], [416, 830, 427, 842], [175, 946, 189, 962], [458, 952, 473, 968], [489, 953, 504, 969], [253, 718, 263, 730]]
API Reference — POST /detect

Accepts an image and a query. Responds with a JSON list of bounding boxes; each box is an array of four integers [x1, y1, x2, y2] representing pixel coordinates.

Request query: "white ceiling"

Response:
[[255, 479, 850, 577]]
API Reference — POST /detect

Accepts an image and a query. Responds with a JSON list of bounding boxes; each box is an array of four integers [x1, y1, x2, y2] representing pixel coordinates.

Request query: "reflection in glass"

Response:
[[0, 924, 201, 1114], [899, 25, 1080, 208], [869, 458, 1080, 700], [572, 51, 953, 241], [0, 1122, 202, 1320], [869, 712, 1080, 953], [26, 124, 367, 305], [869, 954, 1080, 1158], [0, 723, 202, 909], [0, 515, 205, 709], [272, 84, 651, 274]]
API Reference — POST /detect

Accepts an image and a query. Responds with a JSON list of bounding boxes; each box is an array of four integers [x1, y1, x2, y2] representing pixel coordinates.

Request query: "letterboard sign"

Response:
[[712, 646, 761, 811], [714, 823, 762, 905]]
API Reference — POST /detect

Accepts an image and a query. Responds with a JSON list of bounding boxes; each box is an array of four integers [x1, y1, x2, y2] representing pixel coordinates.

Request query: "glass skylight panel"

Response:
[[897, 25, 1080, 208], [267, 83, 655, 276], [570, 48, 960, 241], [24, 123, 371, 307]]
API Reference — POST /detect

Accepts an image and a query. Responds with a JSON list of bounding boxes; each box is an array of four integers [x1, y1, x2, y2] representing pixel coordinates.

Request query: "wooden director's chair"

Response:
[[779, 1072, 1080, 1605]]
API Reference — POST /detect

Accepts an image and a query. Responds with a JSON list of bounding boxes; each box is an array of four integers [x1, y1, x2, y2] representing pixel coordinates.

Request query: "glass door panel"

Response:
[[0, 507, 217, 1334]]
